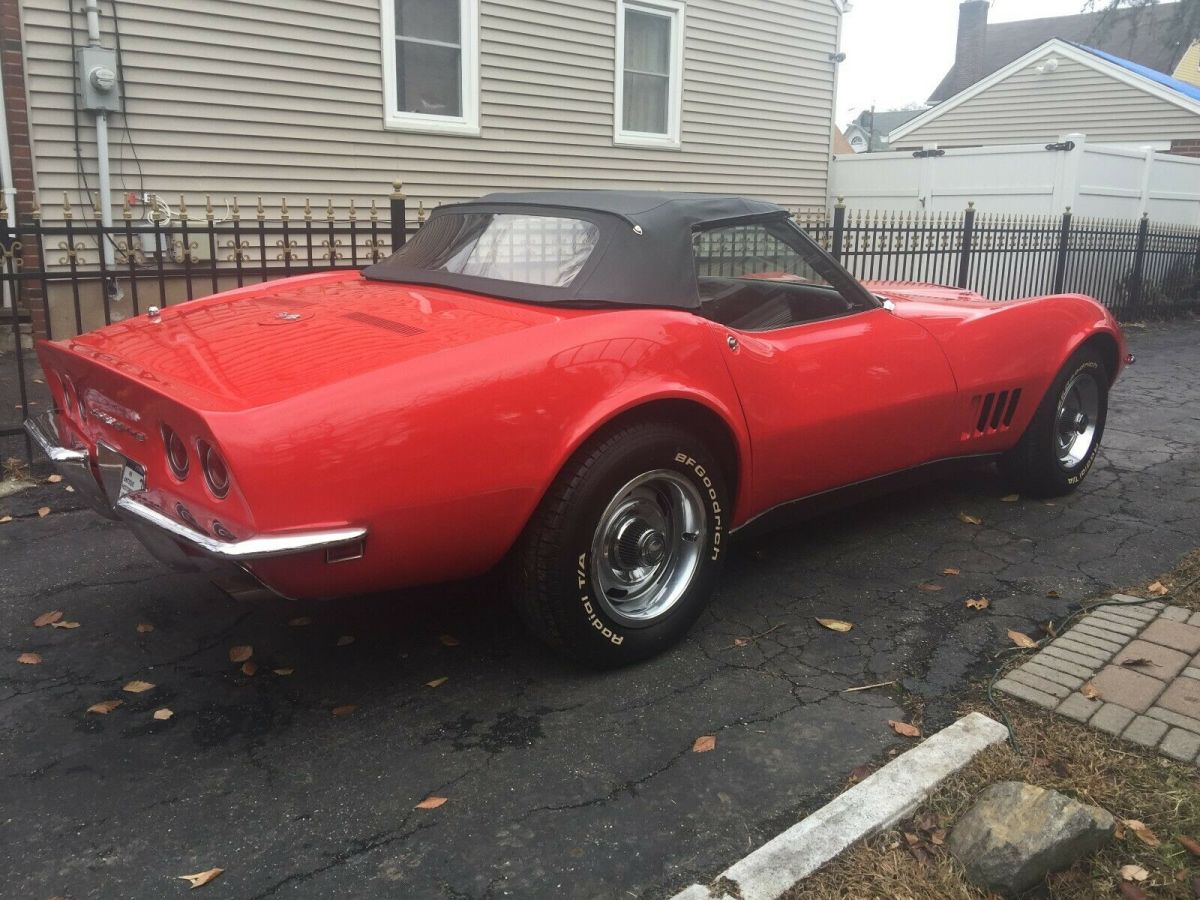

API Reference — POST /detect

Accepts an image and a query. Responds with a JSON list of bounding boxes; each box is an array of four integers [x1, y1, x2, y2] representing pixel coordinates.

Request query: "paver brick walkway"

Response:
[[998, 594, 1200, 763]]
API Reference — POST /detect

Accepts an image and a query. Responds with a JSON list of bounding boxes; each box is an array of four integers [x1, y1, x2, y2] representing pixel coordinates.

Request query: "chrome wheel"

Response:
[[590, 469, 707, 626], [1055, 370, 1100, 468]]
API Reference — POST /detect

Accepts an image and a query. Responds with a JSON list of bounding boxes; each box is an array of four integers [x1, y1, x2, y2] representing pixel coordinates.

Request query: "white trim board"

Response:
[[890, 38, 1200, 144]]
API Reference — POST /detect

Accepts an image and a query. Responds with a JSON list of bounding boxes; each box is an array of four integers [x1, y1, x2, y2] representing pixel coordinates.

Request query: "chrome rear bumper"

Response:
[[24, 410, 366, 566]]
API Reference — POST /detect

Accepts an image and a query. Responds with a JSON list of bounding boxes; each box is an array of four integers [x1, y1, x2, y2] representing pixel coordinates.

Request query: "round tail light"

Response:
[[199, 442, 230, 499], [162, 425, 190, 479]]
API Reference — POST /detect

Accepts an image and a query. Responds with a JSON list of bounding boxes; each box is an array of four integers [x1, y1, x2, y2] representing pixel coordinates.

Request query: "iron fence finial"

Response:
[[391, 179, 406, 199], [327, 198, 336, 221], [348, 198, 357, 222], [205, 195, 214, 222], [178, 195, 188, 220], [62, 192, 73, 221], [304, 198, 313, 222], [231, 196, 241, 221]]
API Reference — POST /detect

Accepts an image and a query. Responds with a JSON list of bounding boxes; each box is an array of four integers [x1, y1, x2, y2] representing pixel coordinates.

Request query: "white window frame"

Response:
[[380, 0, 480, 135], [614, 0, 685, 149]]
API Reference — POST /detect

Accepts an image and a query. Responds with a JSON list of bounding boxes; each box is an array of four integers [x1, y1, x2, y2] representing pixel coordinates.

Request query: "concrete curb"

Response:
[[669, 712, 1009, 900]]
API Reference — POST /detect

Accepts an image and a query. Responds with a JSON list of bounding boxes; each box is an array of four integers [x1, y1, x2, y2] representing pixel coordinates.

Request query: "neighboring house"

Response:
[[930, 0, 1192, 103], [1176, 39, 1200, 87], [0, 0, 847, 226], [890, 39, 1200, 155], [842, 108, 927, 153]]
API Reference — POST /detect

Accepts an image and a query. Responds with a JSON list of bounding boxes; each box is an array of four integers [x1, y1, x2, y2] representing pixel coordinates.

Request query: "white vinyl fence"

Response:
[[830, 133, 1200, 226]]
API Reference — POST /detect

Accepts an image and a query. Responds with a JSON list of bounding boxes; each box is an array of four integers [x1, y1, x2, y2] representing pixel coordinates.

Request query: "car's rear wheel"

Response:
[[1000, 346, 1109, 497], [510, 420, 730, 667]]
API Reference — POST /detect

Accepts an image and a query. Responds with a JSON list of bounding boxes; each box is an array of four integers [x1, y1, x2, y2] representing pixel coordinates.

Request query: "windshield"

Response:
[[371, 212, 601, 288]]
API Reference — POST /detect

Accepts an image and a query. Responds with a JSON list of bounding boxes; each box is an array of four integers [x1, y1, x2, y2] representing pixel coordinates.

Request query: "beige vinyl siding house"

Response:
[[891, 40, 1200, 150], [16, 0, 843, 214], [1175, 40, 1200, 88]]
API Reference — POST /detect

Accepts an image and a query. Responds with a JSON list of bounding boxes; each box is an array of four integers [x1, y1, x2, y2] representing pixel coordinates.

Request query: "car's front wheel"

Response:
[[511, 420, 730, 667], [1000, 345, 1109, 497]]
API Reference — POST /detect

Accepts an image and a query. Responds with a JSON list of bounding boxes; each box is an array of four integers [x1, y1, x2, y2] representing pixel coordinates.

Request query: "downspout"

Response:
[[0, 63, 15, 229], [84, 0, 115, 266], [0, 62, 14, 311]]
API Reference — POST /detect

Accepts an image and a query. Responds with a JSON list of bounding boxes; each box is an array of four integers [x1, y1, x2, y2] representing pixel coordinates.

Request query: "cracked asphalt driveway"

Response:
[[3, 322, 1199, 899]]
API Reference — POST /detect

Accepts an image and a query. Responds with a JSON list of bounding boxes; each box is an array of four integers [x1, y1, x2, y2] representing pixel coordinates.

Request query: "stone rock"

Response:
[[948, 781, 1115, 896]]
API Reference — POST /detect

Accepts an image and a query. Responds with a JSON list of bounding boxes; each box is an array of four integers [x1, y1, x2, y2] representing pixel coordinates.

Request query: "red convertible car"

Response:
[[28, 192, 1129, 665]]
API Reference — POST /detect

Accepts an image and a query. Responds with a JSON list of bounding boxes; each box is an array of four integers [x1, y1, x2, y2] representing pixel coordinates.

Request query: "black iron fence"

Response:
[[796, 203, 1200, 316], [3, 188, 1199, 461]]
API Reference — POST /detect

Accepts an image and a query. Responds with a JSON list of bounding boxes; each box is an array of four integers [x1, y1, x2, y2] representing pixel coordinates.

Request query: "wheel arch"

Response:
[[559, 395, 748, 522], [1071, 330, 1120, 385]]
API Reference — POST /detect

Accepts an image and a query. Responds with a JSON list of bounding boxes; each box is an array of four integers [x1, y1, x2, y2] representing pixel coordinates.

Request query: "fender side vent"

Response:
[[968, 388, 1022, 438], [341, 311, 426, 336]]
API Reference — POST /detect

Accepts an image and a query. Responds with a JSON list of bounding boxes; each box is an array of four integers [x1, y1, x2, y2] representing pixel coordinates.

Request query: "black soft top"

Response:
[[362, 190, 792, 310]]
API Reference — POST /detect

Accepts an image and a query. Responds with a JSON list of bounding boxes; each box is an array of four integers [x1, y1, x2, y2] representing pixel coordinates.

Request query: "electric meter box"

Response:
[[76, 46, 122, 112]]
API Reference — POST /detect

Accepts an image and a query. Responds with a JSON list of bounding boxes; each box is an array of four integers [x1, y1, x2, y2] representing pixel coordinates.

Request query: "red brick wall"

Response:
[[1168, 139, 1200, 158], [0, 0, 45, 336]]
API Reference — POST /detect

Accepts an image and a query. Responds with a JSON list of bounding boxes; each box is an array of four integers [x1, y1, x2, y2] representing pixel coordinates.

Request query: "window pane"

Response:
[[396, 40, 462, 116], [395, 0, 459, 44], [693, 225, 828, 282], [623, 72, 669, 134], [386, 214, 600, 288], [624, 9, 670, 75]]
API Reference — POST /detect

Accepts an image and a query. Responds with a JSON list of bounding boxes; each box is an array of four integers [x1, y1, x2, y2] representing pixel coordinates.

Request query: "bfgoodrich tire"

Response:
[[1000, 346, 1109, 498], [510, 421, 731, 667]]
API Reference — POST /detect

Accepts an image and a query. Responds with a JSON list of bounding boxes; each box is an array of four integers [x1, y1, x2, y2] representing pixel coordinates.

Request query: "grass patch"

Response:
[[790, 555, 1200, 899]]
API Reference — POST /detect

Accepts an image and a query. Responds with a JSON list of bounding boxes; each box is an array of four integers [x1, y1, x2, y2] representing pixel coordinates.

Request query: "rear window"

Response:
[[382, 213, 600, 288]]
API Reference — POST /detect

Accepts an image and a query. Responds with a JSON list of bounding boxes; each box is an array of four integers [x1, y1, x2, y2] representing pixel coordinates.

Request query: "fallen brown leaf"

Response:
[[1007, 629, 1038, 649], [1081, 682, 1100, 700], [1000, 494, 1020, 502], [332, 704, 356, 717], [1038, 620, 1058, 638], [733, 637, 750, 647], [1120, 864, 1150, 882], [958, 512, 982, 525], [17, 652, 41, 665], [272, 667, 294, 676], [1124, 819, 1161, 847], [415, 796, 447, 809], [816, 618, 853, 632], [965, 597, 989, 610], [0, 515, 11, 524], [122, 680, 155, 694], [847, 763, 875, 784], [153, 708, 174, 721], [37, 506, 50, 518], [917, 583, 944, 592], [87, 699, 123, 714], [288, 616, 312, 627], [942, 567, 961, 576], [888, 720, 921, 738], [692, 734, 716, 753], [1046, 590, 1061, 599], [336, 635, 355, 647], [33, 610, 63, 627], [929, 828, 946, 846], [439, 634, 461, 647], [426, 677, 448, 688], [65, 486, 75, 493], [1147, 581, 1170, 597], [136, 622, 154, 634], [47, 474, 63, 484], [1115, 821, 1127, 841], [1120, 657, 1159, 669], [178, 868, 223, 889], [241, 661, 258, 676], [228, 645, 253, 663], [1178, 835, 1200, 857], [50, 620, 80, 629]]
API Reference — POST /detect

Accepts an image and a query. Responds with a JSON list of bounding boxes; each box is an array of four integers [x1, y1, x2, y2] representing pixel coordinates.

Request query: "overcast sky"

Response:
[[837, 0, 1099, 126]]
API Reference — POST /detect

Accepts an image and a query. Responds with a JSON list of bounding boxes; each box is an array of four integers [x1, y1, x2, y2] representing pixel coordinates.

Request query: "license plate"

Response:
[[120, 462, 146, 497]]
